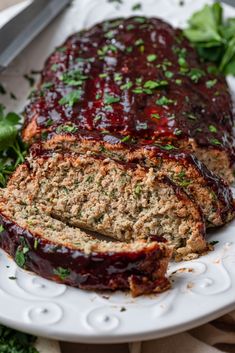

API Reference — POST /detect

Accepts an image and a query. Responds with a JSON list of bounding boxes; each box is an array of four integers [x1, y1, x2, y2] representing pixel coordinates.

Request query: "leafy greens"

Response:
[[0, 324, 38, 353], [0, 104, 27, 187], [184, 2, 235, 75]]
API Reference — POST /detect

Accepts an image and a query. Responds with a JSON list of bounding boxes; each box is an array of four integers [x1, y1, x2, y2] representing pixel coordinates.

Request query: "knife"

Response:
[[0, 0, 72, 72], [220, 0, 235, 7]]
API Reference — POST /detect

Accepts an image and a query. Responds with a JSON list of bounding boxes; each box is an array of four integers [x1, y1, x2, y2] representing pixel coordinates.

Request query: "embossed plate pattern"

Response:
[[0, 0, 235, 343]]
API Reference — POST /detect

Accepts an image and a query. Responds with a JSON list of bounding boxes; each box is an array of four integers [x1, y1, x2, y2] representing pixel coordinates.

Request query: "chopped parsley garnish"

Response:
[[157, 59, 172, 71], [53, 267, 70, 280], [59, 90, 83, 106], [0, 225, 4, 232], [85, 175, 94, 183], [174, 128, 182, 135], [41, 131, 48, 140], [98, 44, 117, 57], [121, 135, 131, 142], [99, 73, 108, 79], [156, 96, 175, 106], [104, 94, 120, 104], [209, 125, 217, 132], [34, 239, 39, 250], [44, 118, 54, 127], [210, 138, 221, 145], [188, 68, 205, 83], [132, 87, 144, 94], [94, 114, 102, 122], [134, 183, 142, 196], [178, 179, 191, 187], [134, 38, 144, 46], [178, 57, 187, 67], [114, 73, 122, 81], [126, 24, 135, 30], [60, 69, 88, 86], [133, 17, 146, 23], [144, 80, 168, 89], [42, 82, 53, 89], [136, 77, 142, 85], [174, 171, 191, 187], [50, 63, 59, 72], [187, 113, 197, 120], [156, 144, 177, 150], [126, 46, 133, 53], [56, 124, 78, 133], [147, 54, 157, 62], [151, 113, 161, 119], [57, 46, 67, 52], [132, 3, 142, 11], [206, 79, 217, 88], [104, 30, 115, 39], [15, 238, 30, 268], [120, 82, 133, 90], [165, 71, 174, 78], [175, 79, 182, 85]]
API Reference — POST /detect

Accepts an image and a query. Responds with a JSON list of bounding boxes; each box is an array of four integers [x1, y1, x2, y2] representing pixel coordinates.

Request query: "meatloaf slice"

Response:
[[6, 150, 207, 260], [35, 129, 235, 227], [0, 192, 171, 296], [22, 16, 235, 183]]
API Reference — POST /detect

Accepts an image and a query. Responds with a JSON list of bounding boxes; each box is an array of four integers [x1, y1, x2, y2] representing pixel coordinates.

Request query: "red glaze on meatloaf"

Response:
[[22, 17, 235, 181]]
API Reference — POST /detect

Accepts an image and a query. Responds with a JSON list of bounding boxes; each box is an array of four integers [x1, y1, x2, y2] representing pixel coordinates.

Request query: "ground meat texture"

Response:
[[36, 129, 235, 227], [0, 192, 171, 296], [22, 16, 235, 183], [6, 151, 207, 261]]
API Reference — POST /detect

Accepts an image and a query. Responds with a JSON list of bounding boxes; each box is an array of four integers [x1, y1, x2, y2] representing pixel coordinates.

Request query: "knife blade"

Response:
[[0, 0, 72, 72], [220, 0, 235, 7]]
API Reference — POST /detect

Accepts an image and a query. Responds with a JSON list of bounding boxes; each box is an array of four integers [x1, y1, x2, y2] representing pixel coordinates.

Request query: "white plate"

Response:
[[0, 0, 235, 344]]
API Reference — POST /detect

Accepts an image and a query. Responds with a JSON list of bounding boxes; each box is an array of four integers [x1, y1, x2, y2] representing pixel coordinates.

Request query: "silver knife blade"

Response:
[[220, 0, 235, 7], [0, 0, 72, 72]]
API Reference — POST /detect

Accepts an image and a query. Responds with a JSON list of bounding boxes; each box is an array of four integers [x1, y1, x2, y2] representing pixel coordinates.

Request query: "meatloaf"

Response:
[[36, 129, 235, 227], [22, 16, 235, 183], [0, 191, 171, 296], [3, 150, 207, 260]]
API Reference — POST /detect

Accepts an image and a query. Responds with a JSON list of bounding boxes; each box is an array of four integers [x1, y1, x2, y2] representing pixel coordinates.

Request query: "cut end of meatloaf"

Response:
[[0, 191, 171, 297], [6, 151, 207, 260], [37, 133, 235, 227]]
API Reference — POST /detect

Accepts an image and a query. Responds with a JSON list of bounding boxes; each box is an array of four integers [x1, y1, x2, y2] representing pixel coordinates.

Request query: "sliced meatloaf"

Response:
[[0, 191, 171, 296], [22, 16, 235, 183], [33, 129, 235, 227], [5, 150, 207, 261]]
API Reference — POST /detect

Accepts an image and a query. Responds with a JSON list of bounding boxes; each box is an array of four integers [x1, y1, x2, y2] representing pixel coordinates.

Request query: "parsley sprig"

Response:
[[0, 324, 38, 353], [0, 105, 27, 187], [184, 2, 235, 75]]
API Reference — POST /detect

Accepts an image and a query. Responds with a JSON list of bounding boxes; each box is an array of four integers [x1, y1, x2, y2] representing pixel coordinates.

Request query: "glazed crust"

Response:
[[0, 212, 171, 297], [22, 17, 235, 181]]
